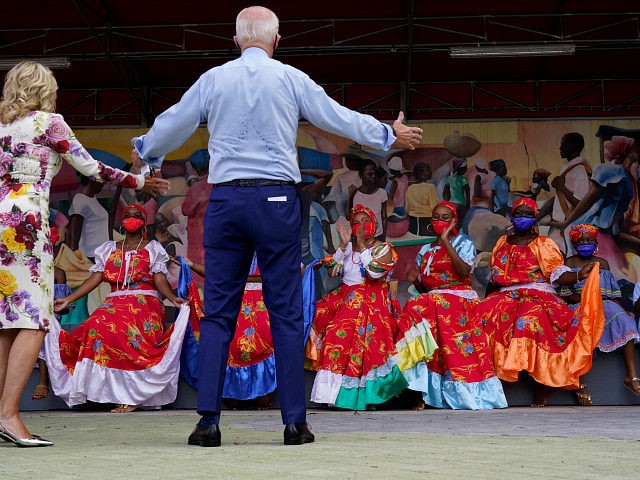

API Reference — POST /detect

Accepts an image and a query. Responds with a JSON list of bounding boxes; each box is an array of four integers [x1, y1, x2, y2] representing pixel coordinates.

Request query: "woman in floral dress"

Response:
[[45, 205, 187, 412], [475, 198, 604, 407], [307, 204, 433, 410], [401, 201, 507, 410], [0, 61, 167, 447]]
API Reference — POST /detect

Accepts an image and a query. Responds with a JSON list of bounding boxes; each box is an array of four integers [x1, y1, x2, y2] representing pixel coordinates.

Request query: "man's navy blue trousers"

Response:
[[198, 183, 306, 424]]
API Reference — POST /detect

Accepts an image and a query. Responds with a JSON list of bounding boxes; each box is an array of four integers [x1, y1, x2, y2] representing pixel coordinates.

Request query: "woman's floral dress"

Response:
[[0, 111, 142, 332], [44, 240, 190, 407], [400, 234, 507, 409], [475, 235, 604, 389], [306, 242, 429, 410]]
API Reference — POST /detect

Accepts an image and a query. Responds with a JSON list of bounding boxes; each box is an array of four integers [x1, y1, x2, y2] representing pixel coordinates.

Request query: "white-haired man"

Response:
[[132, 6, 422, 447]]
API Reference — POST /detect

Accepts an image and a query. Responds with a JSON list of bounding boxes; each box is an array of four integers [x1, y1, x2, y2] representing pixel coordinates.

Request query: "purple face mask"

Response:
[[512, 216, 536, 231], [575, 243, 597, 258]]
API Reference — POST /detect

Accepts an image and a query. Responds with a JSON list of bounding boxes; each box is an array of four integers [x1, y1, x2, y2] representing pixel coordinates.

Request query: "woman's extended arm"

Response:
[[53, 272, 103, 312]]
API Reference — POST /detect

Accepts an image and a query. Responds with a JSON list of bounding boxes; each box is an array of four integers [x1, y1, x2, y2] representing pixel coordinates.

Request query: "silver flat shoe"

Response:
[[0, 422, 53, 447]]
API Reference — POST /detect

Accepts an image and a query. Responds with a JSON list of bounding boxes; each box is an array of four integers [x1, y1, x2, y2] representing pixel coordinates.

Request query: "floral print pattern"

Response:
[[59, 244, 171, 373]]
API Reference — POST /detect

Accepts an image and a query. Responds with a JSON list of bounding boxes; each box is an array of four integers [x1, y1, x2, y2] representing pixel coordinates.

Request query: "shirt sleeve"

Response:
[[332, 242, 352, 264], [133, 75, 206, 168], [294, 71, 396, 151], [633, 282, 640, 304]]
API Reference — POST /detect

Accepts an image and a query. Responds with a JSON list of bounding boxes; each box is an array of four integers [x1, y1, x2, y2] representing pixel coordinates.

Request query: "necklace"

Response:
[[116, 236, 144, 290]]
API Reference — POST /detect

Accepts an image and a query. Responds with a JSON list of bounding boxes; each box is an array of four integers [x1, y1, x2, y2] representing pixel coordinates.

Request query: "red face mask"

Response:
[[352, 219, 376, 238], [431, 219, 450, 235], [122, 217, 145, 233], [50, 227, 59, 246]]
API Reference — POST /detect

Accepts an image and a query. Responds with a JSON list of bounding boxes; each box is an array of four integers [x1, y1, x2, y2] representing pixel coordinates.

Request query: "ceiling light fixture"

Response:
[[449, 44, 576, 58], [0, 57, 72, 70]]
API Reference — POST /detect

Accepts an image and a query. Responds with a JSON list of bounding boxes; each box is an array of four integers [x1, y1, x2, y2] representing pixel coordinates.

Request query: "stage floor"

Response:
[[3, 407, 638, 479]]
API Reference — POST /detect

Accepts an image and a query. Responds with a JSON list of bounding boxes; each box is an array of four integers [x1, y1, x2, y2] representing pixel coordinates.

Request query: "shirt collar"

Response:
[[241, 46, 270, 59]]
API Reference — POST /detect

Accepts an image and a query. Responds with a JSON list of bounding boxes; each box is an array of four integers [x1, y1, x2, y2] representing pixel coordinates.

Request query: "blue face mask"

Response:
[[512, 216, 536, 231], [575, 243, 597, 258]]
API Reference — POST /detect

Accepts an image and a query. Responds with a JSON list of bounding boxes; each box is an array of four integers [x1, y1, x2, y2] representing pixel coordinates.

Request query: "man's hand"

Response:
[[390, 112, 423, 150], [141, 176, 171, 196], [131, 148, 145, 168]]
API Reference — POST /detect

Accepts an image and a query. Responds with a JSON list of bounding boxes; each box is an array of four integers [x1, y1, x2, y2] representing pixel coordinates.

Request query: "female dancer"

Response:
[[558, 224, 640, 403], [402, 201, 507, 409], [475, 198, 603, 407], [44, 205, 187, 412], [307, 205, 426, 410]]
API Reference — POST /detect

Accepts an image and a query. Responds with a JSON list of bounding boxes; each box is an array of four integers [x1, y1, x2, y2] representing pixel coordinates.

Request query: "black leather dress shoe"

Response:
[[188, 421, 221, 447], [283, 423, 315, 445]]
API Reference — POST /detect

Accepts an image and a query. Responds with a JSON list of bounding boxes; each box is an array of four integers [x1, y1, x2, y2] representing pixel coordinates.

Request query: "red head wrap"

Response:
[[512, 197, 538, 217], [569, 224, 599, 244], [123, 203, 148, 224], [350, 204, 378, 238], [50, 227, 59, 247]]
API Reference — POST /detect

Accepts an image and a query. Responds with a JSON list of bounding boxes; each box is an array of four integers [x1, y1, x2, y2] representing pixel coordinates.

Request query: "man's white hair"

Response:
[[235, 6, 279, 45]]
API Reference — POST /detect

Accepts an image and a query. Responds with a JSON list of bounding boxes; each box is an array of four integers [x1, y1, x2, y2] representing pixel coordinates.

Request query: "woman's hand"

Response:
[[54, 297, 71, 312], [406, 264, 419, 283], [442, 220, 456, 240], [170, 297, 187, 308], [578, 262, 596, 281], [336, 217, 351, 247], [141, 176, 170, 196]]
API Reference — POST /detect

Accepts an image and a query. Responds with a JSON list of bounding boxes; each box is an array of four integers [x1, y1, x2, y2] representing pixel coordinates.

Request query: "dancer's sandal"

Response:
[[574, 383, 593, 406], [623, 377, 640, 396], [31, 384, 49, 401]]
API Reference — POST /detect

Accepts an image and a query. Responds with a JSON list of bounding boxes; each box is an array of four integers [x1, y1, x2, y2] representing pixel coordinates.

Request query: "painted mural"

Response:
[[49, 118, 640, 317]]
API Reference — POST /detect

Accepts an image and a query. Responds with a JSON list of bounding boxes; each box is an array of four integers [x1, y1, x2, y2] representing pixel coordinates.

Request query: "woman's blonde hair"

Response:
[[0, 61, 57, 124]]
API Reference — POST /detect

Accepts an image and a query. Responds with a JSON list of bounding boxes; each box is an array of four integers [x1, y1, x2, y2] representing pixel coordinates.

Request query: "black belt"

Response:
[[214, 179, 296, 187]]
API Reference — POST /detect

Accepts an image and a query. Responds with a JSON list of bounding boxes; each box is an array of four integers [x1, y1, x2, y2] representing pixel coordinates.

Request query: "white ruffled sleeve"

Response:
[[146, 240, 170, 276], [550, 265, 572, 286], [332, 242, 353, 263], [89, 241, 117, 273]]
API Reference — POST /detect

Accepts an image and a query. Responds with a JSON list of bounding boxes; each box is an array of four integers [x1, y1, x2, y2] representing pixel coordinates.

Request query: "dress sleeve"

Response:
[[146, 241, 170, 276], [489, 235, 508, 266], [529, 236, 565, 279], [451, 234, 476, 268], [550, 265, 572, 286], [363, 242, 398, 279], [47, 114, 144, 190], [332, 242, 352, 264], [89, 241, 117, 273]]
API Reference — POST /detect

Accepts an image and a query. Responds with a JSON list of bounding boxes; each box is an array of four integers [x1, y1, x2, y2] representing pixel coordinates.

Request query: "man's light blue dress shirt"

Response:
[[134, 47, 396, 184]]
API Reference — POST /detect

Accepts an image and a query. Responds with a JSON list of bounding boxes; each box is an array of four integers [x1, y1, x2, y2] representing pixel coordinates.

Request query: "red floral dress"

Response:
[[44, 241, 190, 407], [223, 282, 276, 399], [307, 242, 410, 410], [475, 235, 603, 388], [400, 234, 506, 409]]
